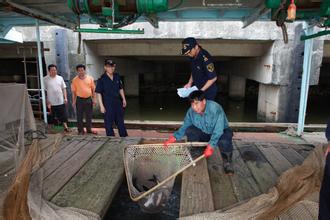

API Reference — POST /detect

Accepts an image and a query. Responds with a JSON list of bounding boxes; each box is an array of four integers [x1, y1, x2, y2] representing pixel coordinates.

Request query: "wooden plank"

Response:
[[207, 147, 237, 210], [230, 141, 261, 202], [51, 138, 140, 217], [276, 144, 305, 166], [41, 137, 91, 179], [290, 144, 314, 159], [40, 135, 74, 164], [180, 157, 214, 217], [256, 143, 293, 175], [236, 142, 278, 194], [43, 137, 107, 200], [0, 135, 73, 176]]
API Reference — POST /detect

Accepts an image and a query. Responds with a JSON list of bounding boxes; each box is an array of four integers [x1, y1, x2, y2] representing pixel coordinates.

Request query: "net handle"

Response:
[[130, 154, 206, 202], [128, 142, 209, 148]]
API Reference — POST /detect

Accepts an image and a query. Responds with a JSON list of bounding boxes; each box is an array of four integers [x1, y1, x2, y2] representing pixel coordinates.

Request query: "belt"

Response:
[[77, 96, 92, 100]]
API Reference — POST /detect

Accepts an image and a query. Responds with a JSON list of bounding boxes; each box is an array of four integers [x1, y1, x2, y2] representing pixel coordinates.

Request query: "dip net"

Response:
[[123, 143, 206, 213]]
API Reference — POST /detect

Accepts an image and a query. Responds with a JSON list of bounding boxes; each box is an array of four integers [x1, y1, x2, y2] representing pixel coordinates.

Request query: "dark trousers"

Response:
[[76, 97, 93, 133], [49, 104, 68, 124], [319, 153, 330, 220], [104, 99, 127, 137], [185, 125, 233, 153]]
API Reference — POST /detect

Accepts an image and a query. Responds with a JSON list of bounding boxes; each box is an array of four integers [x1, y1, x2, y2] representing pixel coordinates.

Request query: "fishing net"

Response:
[[0, 83, 36, 218], [0, 84, 100, 220], [180, 144, 327, 220], [123, 143, 206, 213]]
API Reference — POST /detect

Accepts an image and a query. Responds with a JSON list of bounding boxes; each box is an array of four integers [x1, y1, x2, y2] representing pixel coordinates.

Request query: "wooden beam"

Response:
[[276, 144, 305, 166], [207, 147, 237, 210], [51, 138, 140, 217], [41, 138, 91, 179], [290, 144, 314, 158], [43, 137, 106, 200], [230, 141, 261, 202], [236, 142, 278, 193], [256, 142, 293, 175], [180, 157, 214, 217]]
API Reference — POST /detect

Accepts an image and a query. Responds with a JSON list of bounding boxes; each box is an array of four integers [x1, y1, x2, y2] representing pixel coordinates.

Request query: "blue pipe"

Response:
[[297, 22, 314, 136]]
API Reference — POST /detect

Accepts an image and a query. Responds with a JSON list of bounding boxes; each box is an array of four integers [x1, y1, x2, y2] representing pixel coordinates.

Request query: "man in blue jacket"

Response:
[[164, 90, 234, 175], [319, 120, 330, 219]]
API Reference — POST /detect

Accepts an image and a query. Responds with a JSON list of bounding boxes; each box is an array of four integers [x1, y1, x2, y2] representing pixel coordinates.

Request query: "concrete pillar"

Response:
[[55, 29, 74, 118], [84, 43, 103, 79], [229, 75, 246, 100], [257, 83, 280, 122], [228, 24, 323, 122], [55, 29, 70, 80]]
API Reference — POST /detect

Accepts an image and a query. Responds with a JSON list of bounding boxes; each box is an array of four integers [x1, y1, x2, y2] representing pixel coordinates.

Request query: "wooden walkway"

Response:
[[0, 134, 316, 219], [179, 140, 315, 217], [36, 134, 139, 218]]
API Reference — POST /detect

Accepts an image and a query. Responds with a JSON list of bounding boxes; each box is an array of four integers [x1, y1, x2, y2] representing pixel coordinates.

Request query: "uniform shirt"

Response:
[[95, 73, 123, 105], [174, 100, 229, 148], [71, 75, 95, 98], [43, 75, 66, 106], [190, 48, 217, 95]]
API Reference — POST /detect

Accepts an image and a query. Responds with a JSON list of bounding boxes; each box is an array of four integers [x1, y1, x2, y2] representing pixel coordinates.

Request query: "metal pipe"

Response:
[[301, 30, 330, 40], [74, 28, 144, 34], [297, 22, 314, 136], [35, 19, 47, 124]]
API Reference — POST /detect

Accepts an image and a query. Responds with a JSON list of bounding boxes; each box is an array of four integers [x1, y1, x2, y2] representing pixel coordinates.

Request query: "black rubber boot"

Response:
[[221, 152, 234, 175]]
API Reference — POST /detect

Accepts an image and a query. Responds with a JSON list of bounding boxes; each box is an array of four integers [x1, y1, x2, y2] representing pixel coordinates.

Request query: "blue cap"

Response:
[[181, 37, 197, 55]]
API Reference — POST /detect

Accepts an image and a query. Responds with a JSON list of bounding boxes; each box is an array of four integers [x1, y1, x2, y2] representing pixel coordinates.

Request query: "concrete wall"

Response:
[[10, 21, 326, 122]]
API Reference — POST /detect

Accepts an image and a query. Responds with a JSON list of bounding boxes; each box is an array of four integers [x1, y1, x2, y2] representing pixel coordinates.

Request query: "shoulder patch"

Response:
[[207, 63, 215, 72], [203, 55, 208, 62]]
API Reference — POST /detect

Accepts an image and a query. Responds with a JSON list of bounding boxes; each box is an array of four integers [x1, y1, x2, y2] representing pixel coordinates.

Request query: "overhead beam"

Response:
[[93, 39, 272, 57], [242, 2, 270, 28], [5, 0, 76, 29]]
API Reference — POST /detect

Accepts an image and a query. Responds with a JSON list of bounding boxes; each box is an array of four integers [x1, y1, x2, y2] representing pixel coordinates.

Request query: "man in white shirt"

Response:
[[43, 64, 70, 132]]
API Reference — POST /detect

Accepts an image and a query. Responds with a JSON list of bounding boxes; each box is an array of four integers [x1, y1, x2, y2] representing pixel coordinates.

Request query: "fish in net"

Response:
[[123, 142, 206, 213]]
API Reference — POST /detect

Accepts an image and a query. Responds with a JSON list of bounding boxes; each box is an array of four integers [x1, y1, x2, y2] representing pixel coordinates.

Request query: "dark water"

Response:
[[305, 95, 330, 124], [105, 176, 181, 220], [123, 93, 258, 122], [93, 92, 328, 123]]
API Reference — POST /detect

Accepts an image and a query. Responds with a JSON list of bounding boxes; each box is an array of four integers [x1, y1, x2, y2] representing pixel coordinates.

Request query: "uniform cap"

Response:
[[181, 37, 197, 55], [104, 59, 116, 66]]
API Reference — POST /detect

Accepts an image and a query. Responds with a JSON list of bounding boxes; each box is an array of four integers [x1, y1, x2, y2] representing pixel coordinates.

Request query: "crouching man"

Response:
[[163, 90, 234, 175]]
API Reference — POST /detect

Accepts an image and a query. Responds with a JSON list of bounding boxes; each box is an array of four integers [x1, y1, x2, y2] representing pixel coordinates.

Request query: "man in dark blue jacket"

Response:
[[319, 120, 330, 219], [95, 59, 128, 137], [181, 37, 218, 100]]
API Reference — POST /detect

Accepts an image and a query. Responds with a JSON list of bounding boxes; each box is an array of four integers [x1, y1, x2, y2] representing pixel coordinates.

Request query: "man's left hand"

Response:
[[204, 145, 214, 158], [64, 98, 68, 104], [122, 99, 127, 108]]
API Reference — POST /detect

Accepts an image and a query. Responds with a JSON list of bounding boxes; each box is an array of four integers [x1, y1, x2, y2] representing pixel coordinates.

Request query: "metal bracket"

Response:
[[143, 14, 159, 28]]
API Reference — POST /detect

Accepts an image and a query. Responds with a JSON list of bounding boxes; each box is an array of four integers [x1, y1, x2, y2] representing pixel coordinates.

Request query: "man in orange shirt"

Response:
[[71, 64, 97, 135]]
